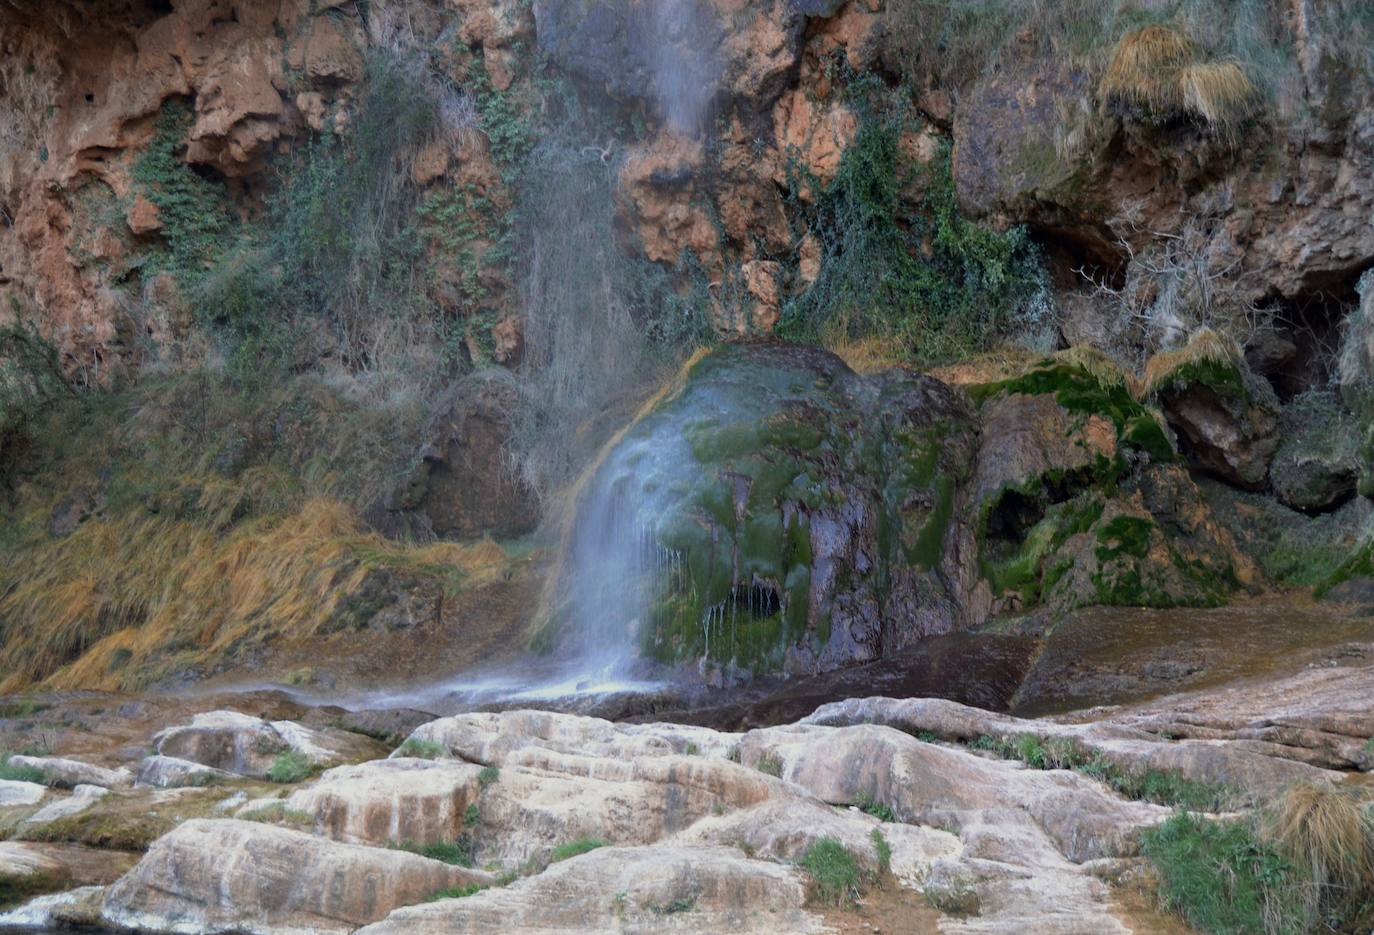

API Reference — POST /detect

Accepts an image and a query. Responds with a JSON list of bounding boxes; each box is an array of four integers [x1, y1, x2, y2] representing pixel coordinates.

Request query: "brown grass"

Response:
[[831, 336, 909, 374], [1100, 24, 1198, 114], [0, 497, 512, 692], [1099, 24, 1258, 130], [1264, 784, 1373, 908], [1179, 61, 1258, 128], [1141, 327, 1240, 395]]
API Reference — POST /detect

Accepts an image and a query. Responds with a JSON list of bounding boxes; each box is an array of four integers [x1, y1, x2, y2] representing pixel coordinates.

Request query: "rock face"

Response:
[[283, 758, 484, 846], [1146, 335, 1282, 491], [563, 340, 981, 678], [367, 373, 538, 541], [102, 819, 492, 935], [951, 15, 1374, 320]]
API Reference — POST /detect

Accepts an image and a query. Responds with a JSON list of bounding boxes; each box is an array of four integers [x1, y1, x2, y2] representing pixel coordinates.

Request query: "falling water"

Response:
[[645, 0, 721, 135]]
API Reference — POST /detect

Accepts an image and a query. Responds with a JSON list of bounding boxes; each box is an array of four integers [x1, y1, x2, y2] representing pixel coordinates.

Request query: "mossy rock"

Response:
[[1145, 332, 1280, 490], [968, 358, 1245, 614], [565, 340, 978, 677]]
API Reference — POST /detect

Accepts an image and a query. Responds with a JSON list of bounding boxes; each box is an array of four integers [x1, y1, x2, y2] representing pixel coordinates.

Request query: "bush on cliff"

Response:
[[778, 81, 1049, 367]]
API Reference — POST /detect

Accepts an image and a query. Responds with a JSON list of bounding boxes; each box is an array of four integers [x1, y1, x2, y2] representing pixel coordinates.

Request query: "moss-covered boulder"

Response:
[[565, 340, 979, 678], [1144, 330, 1280, 490], [1269, 394, 1360, 512], [967, 352, 1252, 614]]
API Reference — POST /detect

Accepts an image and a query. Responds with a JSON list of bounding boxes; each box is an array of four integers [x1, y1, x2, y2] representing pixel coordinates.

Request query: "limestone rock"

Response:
[[401, 709, 736, 766], [283, 758, 484, 846], [135, 754, 234, 789], [356, 844, 827, 935], [470, 748, 786, 867], [0, 780, 46, 807], [20, 784, 108, 827], [735, 722, 1166, 862], [101, 819, 492, 935], [5, 756, 131, 790], [153, 710, 380, 779]]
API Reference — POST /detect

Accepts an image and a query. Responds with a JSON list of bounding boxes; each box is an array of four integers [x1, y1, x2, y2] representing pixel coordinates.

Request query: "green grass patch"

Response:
[[870, 828, 892, 874], [426, 883, 487, 902], [970, 733, 1238, 810], [1143, 812, 1308, 935], [393, 838, 473, 868], [757, 754, 783, 777], [800, 837, 864, 908], [855, 791, 896, 822], [477, 765, 499, 788], [396, 738, 446, 760], [266, 751, 314, 784], [0, 755, 46, 785]]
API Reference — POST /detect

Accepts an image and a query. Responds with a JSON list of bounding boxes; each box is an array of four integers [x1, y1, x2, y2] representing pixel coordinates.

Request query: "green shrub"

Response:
[[778, 83, 1049, 368], [132, 99, 236, 286], [757, 754, 783, 777], [477, 765, 500, 788], [550, 838, 608, 863], [266, 750, 313, 784], [800, 837, 863, 908], [1143, 812, 1308, 935], [396, 738, 446, 760]]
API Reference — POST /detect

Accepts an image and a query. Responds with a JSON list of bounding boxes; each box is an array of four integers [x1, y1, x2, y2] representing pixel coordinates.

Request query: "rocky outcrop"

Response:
[[1145, 333, 1281, 490], [366, 372, 538, 542], [102, 819, 493, 935], [563, 340, 981, 678], [357, 844, 826, 935], [4, 756, 130, 790], [951, 15, 1374, 323], [134, 754, 233, 789], [282, 758, 484, 847], [152, 710, 383, 779]]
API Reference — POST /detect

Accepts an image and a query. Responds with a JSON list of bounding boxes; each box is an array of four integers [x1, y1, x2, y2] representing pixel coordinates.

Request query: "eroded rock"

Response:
[[356, 844, 827, 935], [5, 756, 130, 790], [101, 819, 492, 935], [153, 710, 382, 779]]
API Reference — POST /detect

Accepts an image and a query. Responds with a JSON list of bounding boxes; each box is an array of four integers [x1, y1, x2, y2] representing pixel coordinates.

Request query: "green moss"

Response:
[[1094, 515, 1155, 562], [971, 361, 1173, 463], [1152, 358, 1247, 403]]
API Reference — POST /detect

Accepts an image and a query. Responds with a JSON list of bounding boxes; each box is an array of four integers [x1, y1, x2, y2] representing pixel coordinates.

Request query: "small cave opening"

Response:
[[984, 488, 1046, 545], [1032, 223, 1129, 293], [728, 581, 781, 619], [1247, 272, 1364, 401]]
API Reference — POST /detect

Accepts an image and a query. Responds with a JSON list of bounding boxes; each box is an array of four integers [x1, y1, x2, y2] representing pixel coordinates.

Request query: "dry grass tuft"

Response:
[[1100, 24, 1198, 114], [1179, 61, 1258, 128], [1053, 345, 1142, 396], [1142, 327, 1240, 395], [1265, 784, 1373, 909], [831, 336, 908, 374], [0, 498, 512, 692], [1099, 24, 1258, 129]]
